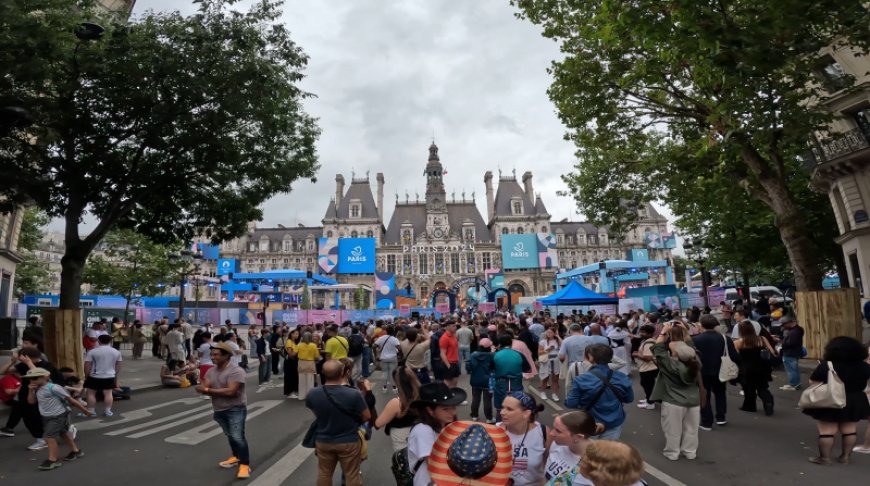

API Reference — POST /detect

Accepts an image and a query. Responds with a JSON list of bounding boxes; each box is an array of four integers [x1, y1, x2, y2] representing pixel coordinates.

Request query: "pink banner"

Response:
[[399, 304, 411, 316], [306, 309, 341, 324], [533, 301, 543, 311], [435, 303, 450, 313], [477, 302, 496, 313]]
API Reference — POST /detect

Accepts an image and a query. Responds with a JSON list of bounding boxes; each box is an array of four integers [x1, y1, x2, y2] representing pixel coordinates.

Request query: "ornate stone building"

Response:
[[207, 144, 674, 307]]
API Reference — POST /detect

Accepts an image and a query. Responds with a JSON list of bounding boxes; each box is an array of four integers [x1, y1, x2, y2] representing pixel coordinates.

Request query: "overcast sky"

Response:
[[122, 1, 676, 233]]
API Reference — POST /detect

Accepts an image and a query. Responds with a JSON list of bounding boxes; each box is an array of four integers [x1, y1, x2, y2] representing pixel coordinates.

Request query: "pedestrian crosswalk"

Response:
[[73, 396, 282, 445]]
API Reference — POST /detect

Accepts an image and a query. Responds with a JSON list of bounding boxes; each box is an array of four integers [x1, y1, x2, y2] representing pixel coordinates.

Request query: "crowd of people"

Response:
[[3, 300, 869, 485]]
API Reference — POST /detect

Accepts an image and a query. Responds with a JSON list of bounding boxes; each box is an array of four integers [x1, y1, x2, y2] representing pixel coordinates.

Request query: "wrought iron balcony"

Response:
[[812, 128, 870, 164]]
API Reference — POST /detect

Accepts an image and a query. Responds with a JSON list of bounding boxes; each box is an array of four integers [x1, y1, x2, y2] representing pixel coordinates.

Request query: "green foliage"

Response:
[[513, 0, 870, 290], [353, 287, 369, 310], [0, 0, 320, 306], [300, 281, 311, 310], [14, 208, 51, 297], [82, 229, 182, 302]]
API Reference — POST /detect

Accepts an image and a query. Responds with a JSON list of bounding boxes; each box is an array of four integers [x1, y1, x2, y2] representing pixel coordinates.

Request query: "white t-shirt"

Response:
[[226, 340, 241, 365], [84, 345, 123, 378], [86, 328, 109, 339], [408, 423, 437, 486], [198, 342, 213, 365], [375, 335, 401, 362], [499, 422, 546, 486], [545, 443, 581, 482]]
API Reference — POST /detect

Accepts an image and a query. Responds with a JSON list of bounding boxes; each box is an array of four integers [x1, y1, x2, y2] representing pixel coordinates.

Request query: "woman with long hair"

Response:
[[296, 331, 320, 400], [544, 411, 601, 484], [539, 328, 563, 401], [734, 320, 777, 415], [375, 366, 421, 451], [498, 392, 547, 486], [651, 321, 702, 461], [407, 382, 465, 486], [804, 336, 870, 465], [283, 328, 301, 398]]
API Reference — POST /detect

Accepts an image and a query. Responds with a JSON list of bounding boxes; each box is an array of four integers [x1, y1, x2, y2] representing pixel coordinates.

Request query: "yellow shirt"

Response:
[[324, 336, 349, 359], [296, 342, 320, 361], [284, 340, 297, 356]]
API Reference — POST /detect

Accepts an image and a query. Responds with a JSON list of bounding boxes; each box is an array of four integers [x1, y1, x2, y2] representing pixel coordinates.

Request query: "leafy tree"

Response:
[[14, 208, 51, 297], [0, 0, 320, 313], [353, 287, 370, 310], [513, 0, 870, 290], [83, 229, 182, 323], [300, 281, 311, 310]]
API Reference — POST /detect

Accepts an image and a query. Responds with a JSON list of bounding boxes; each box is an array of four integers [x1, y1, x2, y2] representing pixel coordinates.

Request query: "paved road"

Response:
[[1, 363, 868, 486]]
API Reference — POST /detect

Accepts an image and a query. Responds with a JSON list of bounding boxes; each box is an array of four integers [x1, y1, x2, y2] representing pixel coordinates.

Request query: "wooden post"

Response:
[[794, 288, 862, 359], [42, 308, 84, 377]]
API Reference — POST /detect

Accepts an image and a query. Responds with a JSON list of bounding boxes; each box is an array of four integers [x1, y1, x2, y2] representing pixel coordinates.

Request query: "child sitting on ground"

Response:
[[24, 368, 93, 471]]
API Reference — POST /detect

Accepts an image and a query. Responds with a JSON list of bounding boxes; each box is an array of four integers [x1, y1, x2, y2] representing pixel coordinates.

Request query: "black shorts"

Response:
[[432, 361, 446, 380], [445, 363, 461, 379], [84, 376, 116, 390]]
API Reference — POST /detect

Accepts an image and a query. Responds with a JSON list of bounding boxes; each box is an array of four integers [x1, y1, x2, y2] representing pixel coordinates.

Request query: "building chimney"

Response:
[[335, 174, 345, 207], [522, 171, 534, 203], [484, 171, 495, 221], [376, 172, 385, 223]]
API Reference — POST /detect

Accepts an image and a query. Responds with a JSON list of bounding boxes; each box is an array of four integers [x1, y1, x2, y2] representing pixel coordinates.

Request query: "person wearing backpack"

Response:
[[493, 334, 532, 422], [347, 327, 365, 380], [467, 338, 495, 423], [565, 344, 634, 440]]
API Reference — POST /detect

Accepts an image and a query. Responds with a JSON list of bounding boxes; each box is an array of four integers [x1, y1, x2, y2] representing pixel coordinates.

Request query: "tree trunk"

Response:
[[739, 145, 825, 291], [834, 251, 849, 289]]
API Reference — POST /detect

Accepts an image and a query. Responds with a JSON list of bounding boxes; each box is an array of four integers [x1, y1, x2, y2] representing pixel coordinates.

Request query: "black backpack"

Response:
[[348, 334, 364, 357], [392, 446, 425, 486]]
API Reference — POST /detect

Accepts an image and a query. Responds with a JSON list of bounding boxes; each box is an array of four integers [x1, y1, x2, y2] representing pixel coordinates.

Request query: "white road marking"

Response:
[[527, 385, 564, 411], [164, 400, 283, 445], [247, 442, 314, 486], [107, 404, 214, 437], [74, 397, 203, 431], [643, 462, 689, 486]]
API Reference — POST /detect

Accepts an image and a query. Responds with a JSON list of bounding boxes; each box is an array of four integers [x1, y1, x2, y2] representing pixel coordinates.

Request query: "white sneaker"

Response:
[[460, 400, 469, 406], [27, 439, 47, 451], [289, 392, 298, 399], [645, 403, 656, 410], [68, 424, 77, 440], [853, 445, 870, 454], [739, 391, 744, 396], [637, 400, 648, 408], [551, 393, 560, 402], [539, 390, 547, 400]]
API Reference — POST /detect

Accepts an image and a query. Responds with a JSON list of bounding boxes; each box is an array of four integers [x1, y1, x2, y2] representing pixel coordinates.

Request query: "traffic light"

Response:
[[306, 270, 313, 279]]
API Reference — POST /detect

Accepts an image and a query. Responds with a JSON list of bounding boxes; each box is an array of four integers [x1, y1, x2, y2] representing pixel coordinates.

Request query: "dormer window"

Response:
[[249, 243, 257, 252], [350, 204, 360, 218], [464, 228, 474, 241], [511, 197, 523, 215], [259, 237, 270, 252], [402, 229, 412, 246], [283, 239, 292, 252]]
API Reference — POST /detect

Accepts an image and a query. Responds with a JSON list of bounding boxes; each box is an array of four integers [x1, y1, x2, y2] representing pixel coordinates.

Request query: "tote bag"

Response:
[[798, 361, 847, 410], [718, 335, 740, 382]]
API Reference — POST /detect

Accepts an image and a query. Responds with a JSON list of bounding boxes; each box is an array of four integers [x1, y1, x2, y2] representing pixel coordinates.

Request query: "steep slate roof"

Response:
[[383, 202, 493, 245], [550, 221, 610, 234], [534, 196, 549, 216], [249, 227, 322, 240], [493, 178, 536, 217], [334, 180, 379, 220], [322, 199, 336, 220]]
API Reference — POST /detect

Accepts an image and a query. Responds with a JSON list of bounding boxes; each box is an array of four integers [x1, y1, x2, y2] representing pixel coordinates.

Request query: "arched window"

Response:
[[502, 227, 508, 234], [366, 230, 374, 238], [326, 231, 333, 238], [351, 230, 358, 238], [517, 227, 524, 234]]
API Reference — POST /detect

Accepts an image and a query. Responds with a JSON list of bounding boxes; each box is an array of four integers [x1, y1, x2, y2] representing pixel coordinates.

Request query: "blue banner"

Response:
[[216, 259, 237, 276], [501, 234, 539, 269], [198, 243, 220, 260], [337, 238, 376, 274], [627, 249, 649, 261]]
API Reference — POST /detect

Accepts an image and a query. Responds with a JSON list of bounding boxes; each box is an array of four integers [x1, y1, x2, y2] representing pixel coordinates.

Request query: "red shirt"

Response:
[[0, 374, 21, 403], [439, 332, 459, 364]]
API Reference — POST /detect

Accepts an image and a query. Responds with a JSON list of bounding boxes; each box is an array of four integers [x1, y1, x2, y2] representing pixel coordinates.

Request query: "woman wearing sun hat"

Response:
[[407, 382, 467, 486], [427, 420, 513, 485]]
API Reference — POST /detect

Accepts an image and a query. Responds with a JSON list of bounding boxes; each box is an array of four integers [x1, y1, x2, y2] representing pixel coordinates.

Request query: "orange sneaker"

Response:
[[219, 456, 240, 468], [237, 464, 251, 479]]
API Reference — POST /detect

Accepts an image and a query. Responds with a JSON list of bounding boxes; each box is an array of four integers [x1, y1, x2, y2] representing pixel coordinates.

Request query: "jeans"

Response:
[[381, 359, 397, 389], [470, 387, 493, 421], [459, 346, 471, 373], [315, 440, 363, 486], [361, 346, 372, 378], [783, 356, 801, 387], [592, 422, 624, 440], [272, 353, 282, 375], [213, 406, 250, 465], [258, 357, 272, 384], [700, 375, 727, 427]]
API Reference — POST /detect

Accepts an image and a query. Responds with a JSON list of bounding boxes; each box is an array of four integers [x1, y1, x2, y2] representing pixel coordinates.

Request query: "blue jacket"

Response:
[[467, 351, 493, 389], [565, 364, 634, 429]]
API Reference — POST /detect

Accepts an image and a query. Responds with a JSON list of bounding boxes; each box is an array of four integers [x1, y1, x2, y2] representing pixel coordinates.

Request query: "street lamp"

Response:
[[684, 238, 711, 304], [168, 249, 202, 322]]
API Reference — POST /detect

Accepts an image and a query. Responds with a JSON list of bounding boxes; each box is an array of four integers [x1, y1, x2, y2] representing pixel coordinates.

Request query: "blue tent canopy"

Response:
[[537, 280, 618, 306], [230, 269, 337, 285]]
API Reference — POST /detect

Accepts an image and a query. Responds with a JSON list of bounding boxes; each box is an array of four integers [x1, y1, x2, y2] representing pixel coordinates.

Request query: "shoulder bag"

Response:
[[798, 361, 847, 410], [719, 335, 740, 382], [322, 387, 369, 460]]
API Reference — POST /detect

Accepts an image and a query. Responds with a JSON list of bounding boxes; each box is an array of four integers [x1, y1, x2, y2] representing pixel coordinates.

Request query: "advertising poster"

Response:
[[274, 310, 303, 327], [477, 302, 496, 313], [618, 297, 645, 314], [644, 231, 663, 249], [308, 309, 340, 324], [706, 288, 726, 307], [375, 271, 397, 309], [661, 231, 677, 249], [435, 302, 451, 313], [501, 234, 539, 269], [627, 249, 649, 262], [318, 237, 339, 274], [337, 237, 376, 274], [536, 232, 559, 269], [216, 258, 237, 276], [197, 243, 220, 260], [399, 304, 411, 316]]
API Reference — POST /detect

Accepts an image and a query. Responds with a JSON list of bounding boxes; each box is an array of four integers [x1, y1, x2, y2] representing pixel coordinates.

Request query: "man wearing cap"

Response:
[[24, 367, 91, 470], [196, 341, 251, 479], [306, 360, 370, 486], [777, 314, 804, 391]]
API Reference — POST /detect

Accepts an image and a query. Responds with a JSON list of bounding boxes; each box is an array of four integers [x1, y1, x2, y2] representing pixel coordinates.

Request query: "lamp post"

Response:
[[169, 249, 202, 322], [192, 257, 203, 325], [684, 238, 710, 306]]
